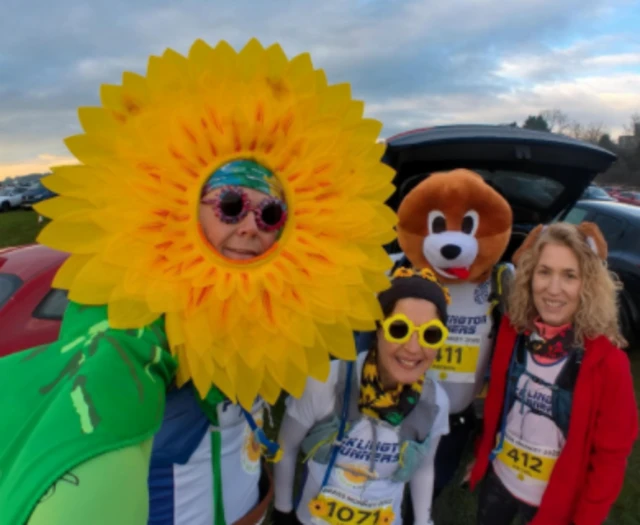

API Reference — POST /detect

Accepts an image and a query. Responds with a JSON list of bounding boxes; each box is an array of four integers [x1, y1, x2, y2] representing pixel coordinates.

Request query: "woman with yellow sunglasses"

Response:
[[273, 269, 452, 525]]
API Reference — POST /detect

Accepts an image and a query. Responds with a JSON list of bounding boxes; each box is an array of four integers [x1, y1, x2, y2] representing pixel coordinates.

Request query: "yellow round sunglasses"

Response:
[[381, 313, 449, 348]]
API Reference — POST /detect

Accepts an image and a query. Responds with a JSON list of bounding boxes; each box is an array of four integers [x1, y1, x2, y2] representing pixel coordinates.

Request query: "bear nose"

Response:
[[441, 244, 462, 260]]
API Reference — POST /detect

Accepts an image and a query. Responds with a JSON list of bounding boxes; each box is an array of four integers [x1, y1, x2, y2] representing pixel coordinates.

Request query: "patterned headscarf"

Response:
[[201, 159, 285, 200]]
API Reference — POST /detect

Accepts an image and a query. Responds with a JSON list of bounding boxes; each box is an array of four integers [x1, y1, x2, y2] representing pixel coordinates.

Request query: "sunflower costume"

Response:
[[0, 39, 396, 525]]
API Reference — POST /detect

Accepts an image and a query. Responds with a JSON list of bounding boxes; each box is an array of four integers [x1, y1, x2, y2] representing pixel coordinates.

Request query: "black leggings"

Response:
[[477, 466, 538, 525]]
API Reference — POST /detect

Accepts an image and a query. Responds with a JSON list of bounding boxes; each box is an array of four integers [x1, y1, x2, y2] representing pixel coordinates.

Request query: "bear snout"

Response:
[[440, 244, 462, 260]]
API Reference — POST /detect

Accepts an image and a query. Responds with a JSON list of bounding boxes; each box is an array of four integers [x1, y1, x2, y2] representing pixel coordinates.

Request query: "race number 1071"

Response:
[[326, 502, 381, 524], [309, 496, 394, 525]]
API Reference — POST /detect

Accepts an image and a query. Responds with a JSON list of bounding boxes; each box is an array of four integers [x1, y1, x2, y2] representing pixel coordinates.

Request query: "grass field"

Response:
[[2, 209, 639, 524], [0, 208, 48, 249]]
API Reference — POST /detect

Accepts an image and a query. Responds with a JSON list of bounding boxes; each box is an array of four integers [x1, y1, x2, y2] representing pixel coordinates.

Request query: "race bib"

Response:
[[309, 487, 395, 525], [496, 435, 558, 482], [431, 335, 480, 382]]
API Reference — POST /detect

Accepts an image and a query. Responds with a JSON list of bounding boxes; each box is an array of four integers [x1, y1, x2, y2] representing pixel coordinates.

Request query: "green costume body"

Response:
[[28, 439, 154, 524], [0, 302, 178, 525]]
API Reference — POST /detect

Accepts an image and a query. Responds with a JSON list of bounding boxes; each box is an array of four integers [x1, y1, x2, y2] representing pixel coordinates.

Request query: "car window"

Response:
[[590, 187, 611, 199], [32, 289, 70, 320], [563, 206, 589, 224], [0, 274, 23, 309], [591, 213, 625, 246], [474, 170, 564, 210], [397, 169, 566, 225], [621, 226, 640, 255]]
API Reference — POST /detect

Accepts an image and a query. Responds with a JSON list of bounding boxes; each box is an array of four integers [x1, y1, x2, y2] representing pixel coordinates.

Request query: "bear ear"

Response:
[[512, 224, 545, 266], [577, 221, 608, 260]]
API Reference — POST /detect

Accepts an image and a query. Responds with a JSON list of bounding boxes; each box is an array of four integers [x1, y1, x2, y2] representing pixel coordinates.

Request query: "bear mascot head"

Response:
[[397, 168, 512, 284]]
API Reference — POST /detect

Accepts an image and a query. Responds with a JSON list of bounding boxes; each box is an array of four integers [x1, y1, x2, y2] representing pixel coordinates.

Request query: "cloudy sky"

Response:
[[1, 0, 639, 180]]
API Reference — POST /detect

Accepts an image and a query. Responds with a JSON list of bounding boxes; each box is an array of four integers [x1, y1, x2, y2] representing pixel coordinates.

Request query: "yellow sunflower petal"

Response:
[[67, 256, 125, 305], [165, 312, 186, 350], [34, 196, 95, 219], [108, 285, 160, 329], [235, 358, 264, 409], [265, 43, 288, 78], [304, 344, 331, 383], [209, 362, 237, 403], [283, 361, 308, 399], [78, 107, 120, 137], [64, 134, 114, 165], [316, 321, 357, 362], [52, 253, 93, 290], [172, 344, 190, 387], [37, 211, 107, 254], [259, 369, 282, 406], [190, 351, 220, 399]]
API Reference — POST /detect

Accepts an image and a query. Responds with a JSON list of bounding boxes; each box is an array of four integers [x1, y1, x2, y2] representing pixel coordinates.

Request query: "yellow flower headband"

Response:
[[35, 38, 398, 409], [391, 267, 452, 305]]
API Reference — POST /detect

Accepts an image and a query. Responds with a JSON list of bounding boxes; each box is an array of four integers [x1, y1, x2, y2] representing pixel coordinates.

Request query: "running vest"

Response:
[[505, 336, 582, 439], [300, 359, 440, 483], [296, 355, 445, 525], [491, 335, 582, 506]]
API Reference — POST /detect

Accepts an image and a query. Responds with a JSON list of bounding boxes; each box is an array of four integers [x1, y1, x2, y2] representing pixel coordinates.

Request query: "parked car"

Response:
[[21, 186, 56, 209], [382, 125, 620, 416], [0, 244, 69, 357], [580, 184, 616, 201], [614, 190, 640, 207], [0, 124, 619, 357], [382, 124, 617, 263], [0, 189, 24, 212], [559, 200, 640, 348]]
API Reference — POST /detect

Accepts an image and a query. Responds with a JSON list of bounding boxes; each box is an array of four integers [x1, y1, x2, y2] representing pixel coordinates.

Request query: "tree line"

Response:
[[510, 110, 640, 187]]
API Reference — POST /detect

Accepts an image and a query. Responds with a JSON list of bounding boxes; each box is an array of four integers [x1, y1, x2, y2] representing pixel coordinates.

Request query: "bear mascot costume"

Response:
[[395, 168, 514, 500]]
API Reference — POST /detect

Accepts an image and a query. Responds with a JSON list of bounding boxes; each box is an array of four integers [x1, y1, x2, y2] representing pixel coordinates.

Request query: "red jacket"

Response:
[[470, 316, 638, 525]]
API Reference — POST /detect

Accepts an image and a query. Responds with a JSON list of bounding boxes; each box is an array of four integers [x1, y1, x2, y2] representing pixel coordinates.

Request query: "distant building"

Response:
[[618, 123, 640, 150], [618, 136, 639, 149]]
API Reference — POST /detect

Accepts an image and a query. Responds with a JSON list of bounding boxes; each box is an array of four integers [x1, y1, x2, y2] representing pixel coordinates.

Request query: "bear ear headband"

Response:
[[511, 221, 608, 266]]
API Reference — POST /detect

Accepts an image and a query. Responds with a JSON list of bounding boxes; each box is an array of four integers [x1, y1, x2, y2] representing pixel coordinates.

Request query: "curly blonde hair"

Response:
[[508, 222, 626, 348]]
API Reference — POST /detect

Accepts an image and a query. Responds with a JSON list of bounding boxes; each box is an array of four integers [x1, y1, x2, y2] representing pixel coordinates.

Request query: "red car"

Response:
[[615, 190, 640, 207], [0, 244, 69, 357]]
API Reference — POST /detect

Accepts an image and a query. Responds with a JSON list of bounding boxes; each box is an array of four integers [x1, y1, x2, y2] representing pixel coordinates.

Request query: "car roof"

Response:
[[0, 244, 68, 280], [386, 124, 617, 166], [576, 200, 640, 222]]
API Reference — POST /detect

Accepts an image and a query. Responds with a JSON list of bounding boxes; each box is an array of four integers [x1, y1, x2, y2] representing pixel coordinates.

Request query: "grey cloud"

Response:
[[0, 0, 635, 165]]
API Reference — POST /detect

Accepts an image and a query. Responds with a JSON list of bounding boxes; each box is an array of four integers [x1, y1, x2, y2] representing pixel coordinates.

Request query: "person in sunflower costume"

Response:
[[0, 39, 397, 525], [273, 268, 452, 525]]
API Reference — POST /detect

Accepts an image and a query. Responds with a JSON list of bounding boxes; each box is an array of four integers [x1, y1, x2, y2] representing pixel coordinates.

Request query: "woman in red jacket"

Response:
[[470, 221, 638, 525]]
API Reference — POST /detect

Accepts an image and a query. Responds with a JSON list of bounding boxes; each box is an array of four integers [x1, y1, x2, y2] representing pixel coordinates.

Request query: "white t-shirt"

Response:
[[286, 352, 450, 525], [492, 352, 567, 506], [426, 279, 495, 414], [160, 399, 263, 524]]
